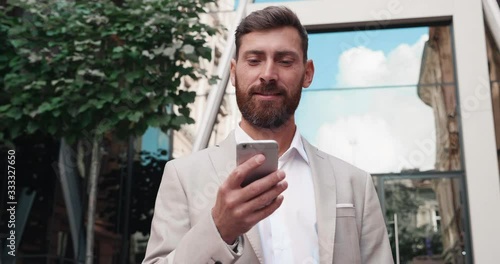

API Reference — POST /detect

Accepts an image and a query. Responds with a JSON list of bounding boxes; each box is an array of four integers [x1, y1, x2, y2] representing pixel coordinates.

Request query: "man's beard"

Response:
[[235, 77, 303, 129]]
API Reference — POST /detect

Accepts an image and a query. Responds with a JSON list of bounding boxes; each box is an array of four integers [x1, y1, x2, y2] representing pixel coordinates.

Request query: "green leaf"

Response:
[[179, 90, 195, 104], [97, 91, 114, 102], [170, 115, 189, 127], [0, 104, 11, 112], [5, 108, 22, 120], [208, 76, 219, 85], [109, 71, 121, 80], [88, 99, 105, 109], [111, 52, 123, 59], [128, 112, 143, 122], [146, 115, 161, 127], [27, 121, 39, 134], [163, 96, 174, 105], [95, 100, 105, 109], [196, 46, 212, 60], [96, 119, 115, 135], [47, 30, 58, 36], [8, 57, 23, 68], [80, 112, 92, 127], [9, 26, 27, 35], [178, 107, 190, 117], [125, 71, 142, 83], [113, 46, 124, 53], [78, 104, 91, 114], [37, 102, 53, 114]]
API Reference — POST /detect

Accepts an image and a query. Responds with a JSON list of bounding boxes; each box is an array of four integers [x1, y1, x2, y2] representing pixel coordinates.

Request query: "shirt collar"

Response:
[[235, 124, 309, 164]]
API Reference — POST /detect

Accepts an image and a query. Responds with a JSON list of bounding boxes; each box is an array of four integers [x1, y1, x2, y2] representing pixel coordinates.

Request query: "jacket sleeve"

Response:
[[360, 172, 395, 264], [142, 161, 243, 264]]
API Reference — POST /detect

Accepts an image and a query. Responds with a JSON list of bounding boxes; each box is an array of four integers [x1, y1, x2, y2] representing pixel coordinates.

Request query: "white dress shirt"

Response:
[[235, 125, 319, 264]]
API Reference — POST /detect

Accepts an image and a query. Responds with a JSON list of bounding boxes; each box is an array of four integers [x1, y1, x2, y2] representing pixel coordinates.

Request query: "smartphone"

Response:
[[237, 140, 279, 187]]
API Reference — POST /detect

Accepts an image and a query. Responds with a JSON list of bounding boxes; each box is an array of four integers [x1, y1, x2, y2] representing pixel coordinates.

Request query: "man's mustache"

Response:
[[249, 83, 286, 95]]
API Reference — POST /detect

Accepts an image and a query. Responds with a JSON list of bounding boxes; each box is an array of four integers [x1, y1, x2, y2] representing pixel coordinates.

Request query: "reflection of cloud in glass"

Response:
[[317, 114, 400, 172], [336, 35, 428, 87], [312, 34, 436, 173]]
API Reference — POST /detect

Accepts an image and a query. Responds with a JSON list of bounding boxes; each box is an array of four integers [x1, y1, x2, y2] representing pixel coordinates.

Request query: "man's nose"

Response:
[[259, 61, 278, 83]]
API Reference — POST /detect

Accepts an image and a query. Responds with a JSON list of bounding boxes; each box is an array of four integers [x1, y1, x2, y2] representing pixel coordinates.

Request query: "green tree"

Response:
[[0, 0, 219, 262]]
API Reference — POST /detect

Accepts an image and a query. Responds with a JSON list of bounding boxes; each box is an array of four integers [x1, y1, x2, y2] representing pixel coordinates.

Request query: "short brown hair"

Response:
[[235, 6, 309, 62]]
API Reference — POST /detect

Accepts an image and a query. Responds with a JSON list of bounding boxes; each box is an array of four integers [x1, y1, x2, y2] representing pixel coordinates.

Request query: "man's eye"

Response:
[[247, 59, 260, 65], [279, 60, 292, 66]]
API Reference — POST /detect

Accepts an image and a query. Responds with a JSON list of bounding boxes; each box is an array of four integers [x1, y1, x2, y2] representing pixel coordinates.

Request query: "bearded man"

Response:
[[143, 6, 393, 264]]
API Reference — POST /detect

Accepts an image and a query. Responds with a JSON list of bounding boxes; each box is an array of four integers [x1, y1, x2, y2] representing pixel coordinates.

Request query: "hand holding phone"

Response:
[[236, 140, 279, 187], [212, 150, 286, 244]]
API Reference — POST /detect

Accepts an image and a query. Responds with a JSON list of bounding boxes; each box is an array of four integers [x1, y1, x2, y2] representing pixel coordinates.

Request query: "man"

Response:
[[143, 6, 393, 264]]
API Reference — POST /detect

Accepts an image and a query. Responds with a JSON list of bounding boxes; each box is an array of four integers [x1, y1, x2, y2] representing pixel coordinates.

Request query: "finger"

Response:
[[228, 154, 266, 188], [239, 170, 285, 202], [247, 194, 285, 224], [240, 179, 287, 213]]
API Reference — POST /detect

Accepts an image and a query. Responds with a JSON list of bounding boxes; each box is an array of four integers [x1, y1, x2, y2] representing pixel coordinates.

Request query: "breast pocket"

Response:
[[333, 207, 361, 264]]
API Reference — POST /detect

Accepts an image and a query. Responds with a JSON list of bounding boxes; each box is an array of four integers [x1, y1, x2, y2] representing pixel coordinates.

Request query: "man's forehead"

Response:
[[240, 26, 301, 39], [238, 27, 303, 53]]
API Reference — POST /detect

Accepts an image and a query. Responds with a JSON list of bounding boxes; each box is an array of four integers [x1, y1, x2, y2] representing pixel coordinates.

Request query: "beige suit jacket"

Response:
[[143, 132, 394, 264]]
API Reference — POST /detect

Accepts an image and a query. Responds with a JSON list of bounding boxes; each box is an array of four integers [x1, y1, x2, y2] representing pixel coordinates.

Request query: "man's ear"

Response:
[[302, 59, 315, 88], [230, 59, 236, 86]]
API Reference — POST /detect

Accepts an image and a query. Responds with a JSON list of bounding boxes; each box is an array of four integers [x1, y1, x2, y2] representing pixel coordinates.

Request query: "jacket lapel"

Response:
[[303, 138, 337, 264], [208, 132, 237, 185], [208, 132, 265, 263]]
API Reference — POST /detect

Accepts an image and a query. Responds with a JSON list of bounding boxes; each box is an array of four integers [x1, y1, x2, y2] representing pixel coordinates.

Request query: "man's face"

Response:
[[230, 26, 314, 129]]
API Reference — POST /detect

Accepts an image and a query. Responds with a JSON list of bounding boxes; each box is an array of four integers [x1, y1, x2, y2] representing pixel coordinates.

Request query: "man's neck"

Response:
[[239, 119, 297, 156]]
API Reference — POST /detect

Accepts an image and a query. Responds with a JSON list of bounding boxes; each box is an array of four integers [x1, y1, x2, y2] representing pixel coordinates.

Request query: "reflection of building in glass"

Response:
[[414, 182, 440, 232], [417, 25, 465, 264], [383, 177, 445, 264]]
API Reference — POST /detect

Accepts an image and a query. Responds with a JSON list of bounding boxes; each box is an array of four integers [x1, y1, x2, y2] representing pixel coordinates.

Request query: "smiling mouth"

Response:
[[253, 93, 283, 101], [253, 91, 283, 96]]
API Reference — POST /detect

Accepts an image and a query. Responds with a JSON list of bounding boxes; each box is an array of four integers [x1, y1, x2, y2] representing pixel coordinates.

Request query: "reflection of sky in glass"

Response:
[[142, 127, 171, 158], [297, 87, 436, 174], [308, 27, 429, 89], [295, 27, 441, 174]]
